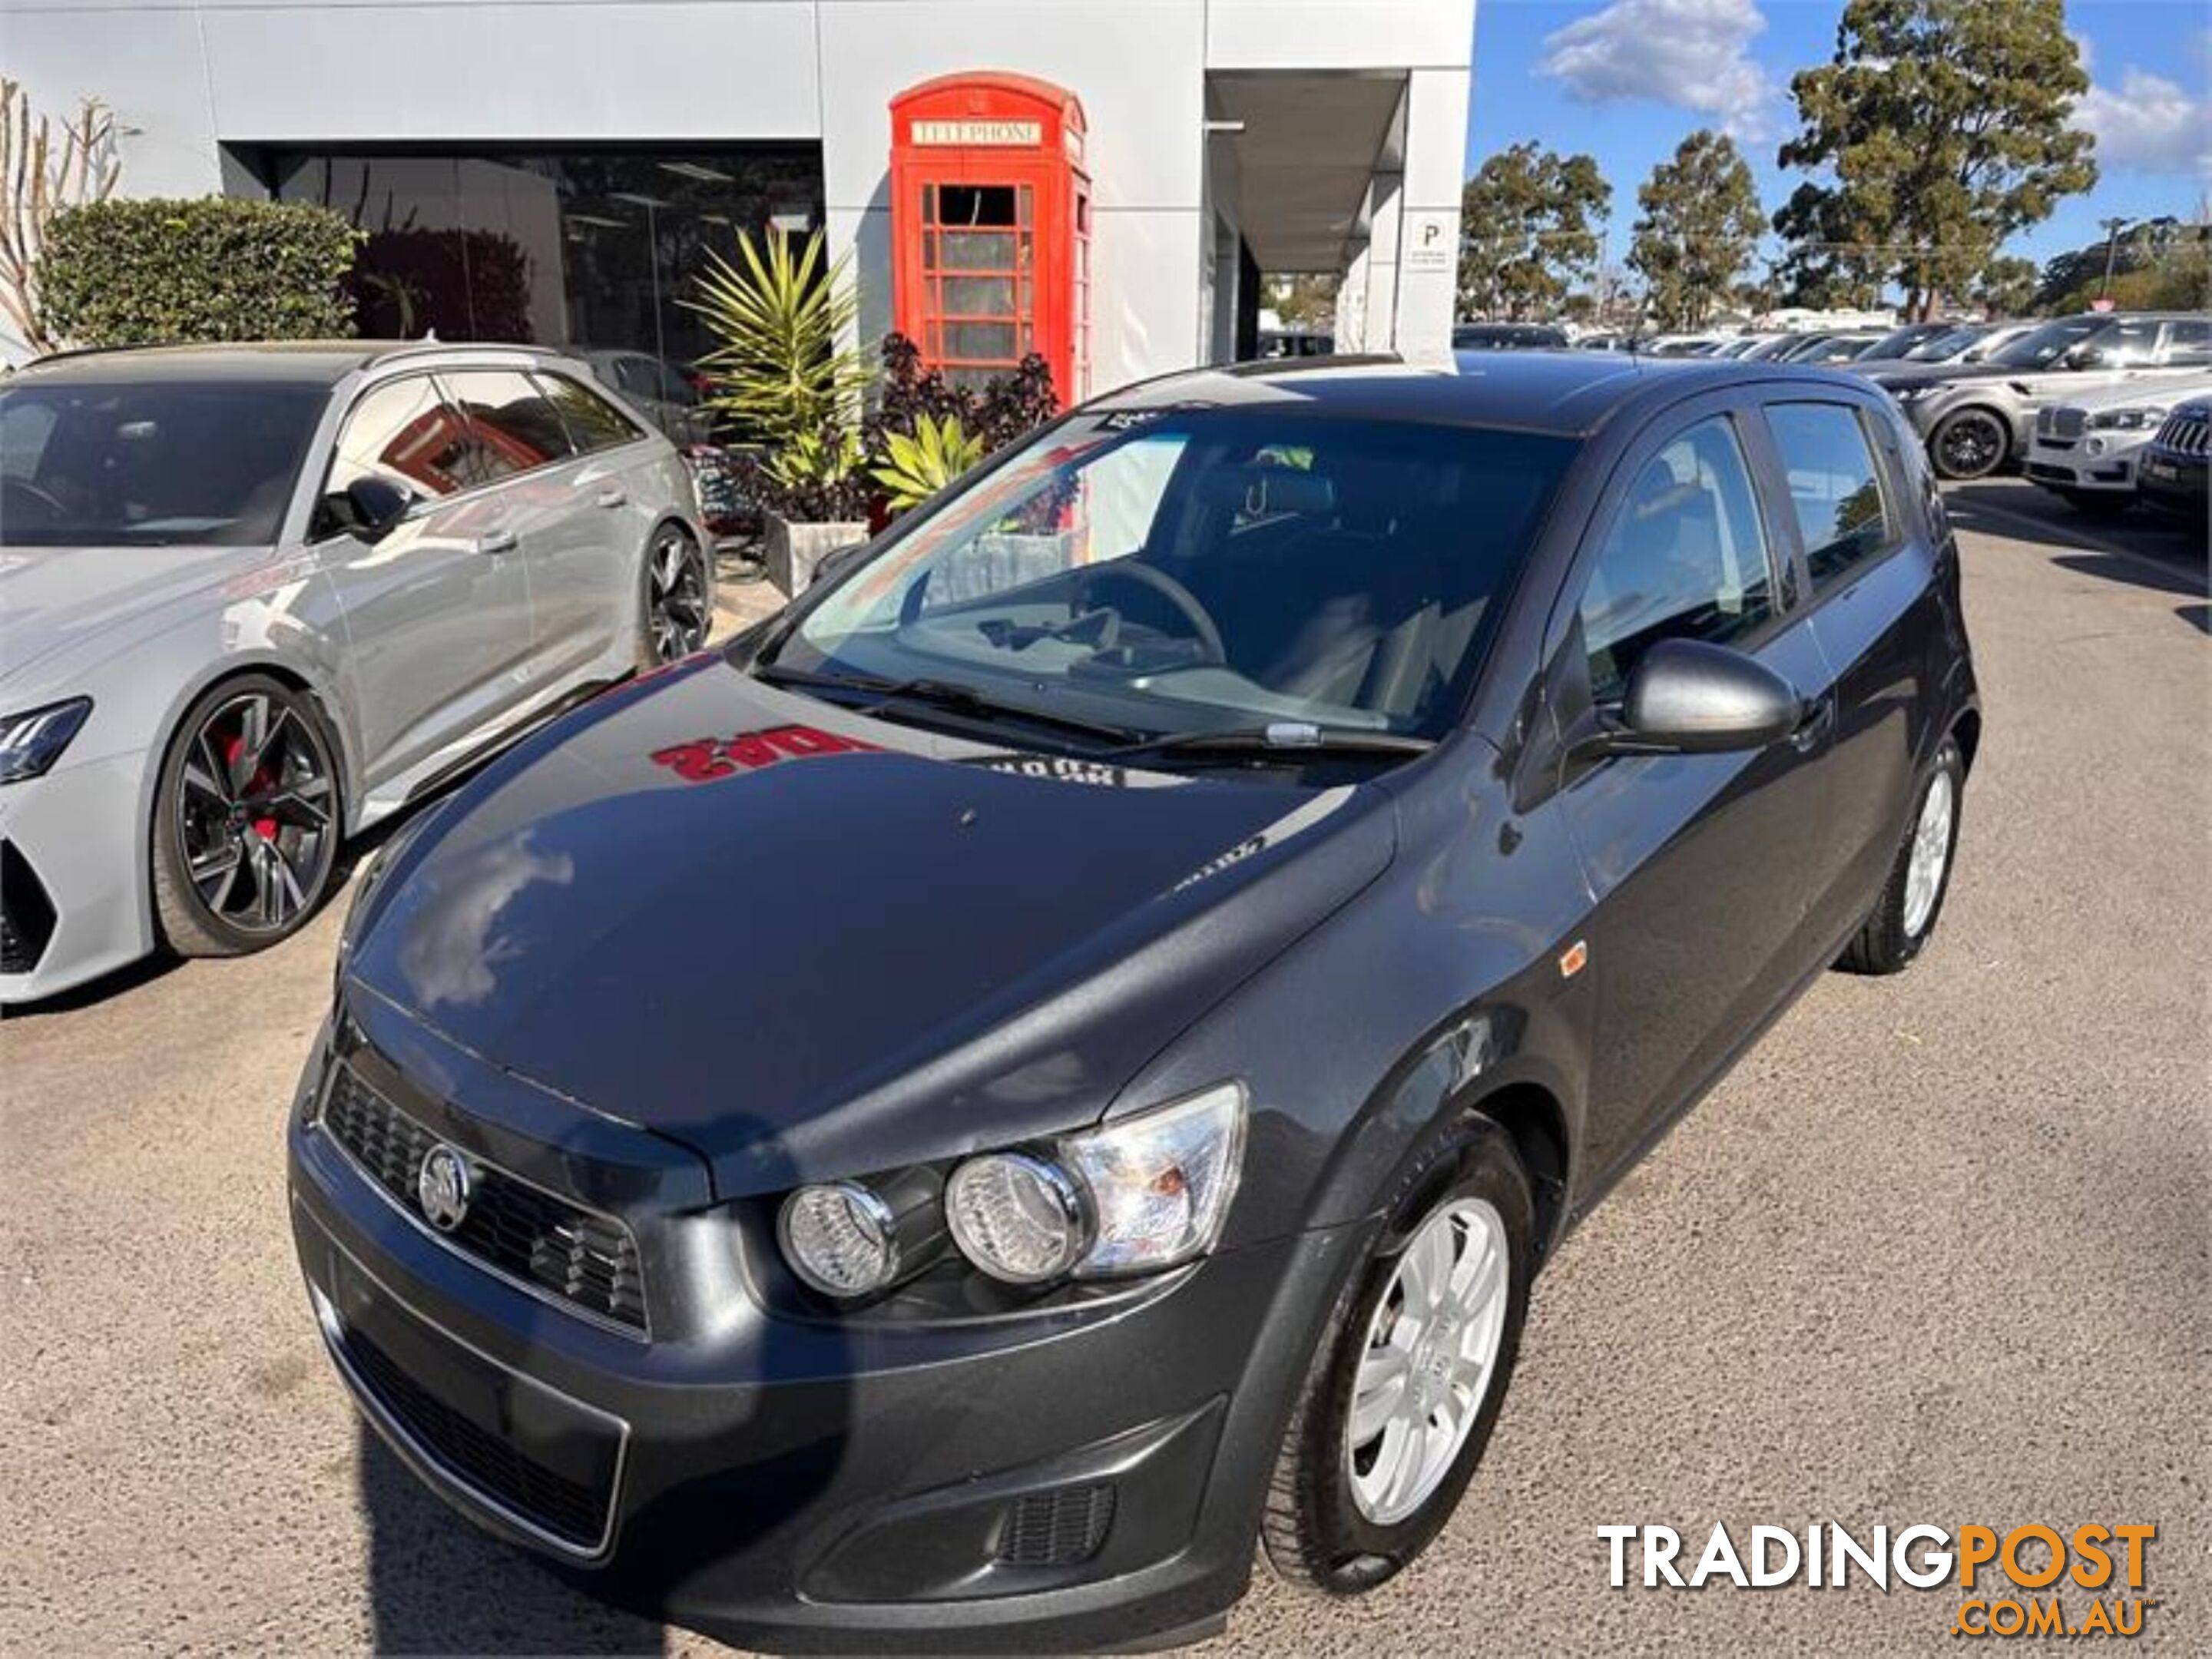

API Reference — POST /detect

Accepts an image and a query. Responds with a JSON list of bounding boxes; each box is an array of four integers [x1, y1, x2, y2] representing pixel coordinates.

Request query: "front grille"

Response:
[[2151, 408, 2210, 459], [995, 1483, 1117, 1567], [0, 841, 57, 975], [343, 1321, 613, 1550], [321, 1063, 648, 1333], [2042, 405, 2087, 439]]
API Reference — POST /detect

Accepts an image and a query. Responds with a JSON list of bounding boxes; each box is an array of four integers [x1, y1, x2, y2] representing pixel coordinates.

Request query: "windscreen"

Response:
[[0, 379, 326, 547], [1989, 318, 2103, 369], [777, 409, 1577, 743]]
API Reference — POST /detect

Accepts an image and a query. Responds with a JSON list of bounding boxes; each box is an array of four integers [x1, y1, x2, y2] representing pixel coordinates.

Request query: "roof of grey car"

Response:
[[1089, 350, 1863, 438], [11, 339, 557, 386]]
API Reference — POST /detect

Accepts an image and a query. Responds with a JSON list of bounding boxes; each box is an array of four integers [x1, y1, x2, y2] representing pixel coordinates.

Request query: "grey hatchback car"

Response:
[[0, 341, 713, 1002]]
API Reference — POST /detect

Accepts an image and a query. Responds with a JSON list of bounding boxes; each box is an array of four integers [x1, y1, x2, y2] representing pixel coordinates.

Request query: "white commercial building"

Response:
[[5, 0, 1474, 387]]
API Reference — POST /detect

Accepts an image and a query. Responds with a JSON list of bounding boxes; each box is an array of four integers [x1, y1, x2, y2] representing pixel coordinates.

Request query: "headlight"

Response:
[[2088, 407, 2161, 431], [1058, 1082, 1247, 1276], [948, 1081, 1247, 1284], [780, 1180, 903, 1296], [0, 697, 91, 783], [779, 1167, 945, 1299]]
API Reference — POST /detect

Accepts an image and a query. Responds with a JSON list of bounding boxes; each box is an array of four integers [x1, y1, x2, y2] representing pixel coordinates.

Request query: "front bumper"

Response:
[[2023, 437, 2143, 493], [0, 748, 153, 1003], [288, 1007, 1363, 1653], [2136, 453, 2208, 523]]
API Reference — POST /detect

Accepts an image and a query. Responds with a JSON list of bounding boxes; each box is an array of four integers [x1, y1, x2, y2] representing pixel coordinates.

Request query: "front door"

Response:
[[320, 373, 537, 796], [1548, 406, 1837, 1182]]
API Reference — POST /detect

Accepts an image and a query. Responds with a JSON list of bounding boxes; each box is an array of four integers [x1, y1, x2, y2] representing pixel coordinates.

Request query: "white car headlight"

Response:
[[0, 697, 91, 784], [2088, 407, 2162, 432], [944, 1081, 1249, 1283], [1059, 1081, 1248, 1277]]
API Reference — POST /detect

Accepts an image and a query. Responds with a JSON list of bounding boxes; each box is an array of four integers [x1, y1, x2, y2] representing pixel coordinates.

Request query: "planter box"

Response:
[[764, 514, 869, 598]]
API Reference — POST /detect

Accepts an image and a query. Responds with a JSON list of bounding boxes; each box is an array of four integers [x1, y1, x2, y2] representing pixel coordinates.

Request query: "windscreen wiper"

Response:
[[1101, 721, 1437, 767], [752, 661, 1144, 747]]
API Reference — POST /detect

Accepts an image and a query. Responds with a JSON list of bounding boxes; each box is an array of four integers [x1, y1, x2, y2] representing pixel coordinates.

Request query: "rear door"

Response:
[[1751, 393, 1949, 952], [1547, 397, 1836, 1181], [320, 373, 537, 795], [515, 369, 664, 680]]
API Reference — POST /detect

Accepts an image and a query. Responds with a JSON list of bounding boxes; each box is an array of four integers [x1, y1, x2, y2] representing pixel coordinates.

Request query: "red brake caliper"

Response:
[[223, 727, 280, 841]]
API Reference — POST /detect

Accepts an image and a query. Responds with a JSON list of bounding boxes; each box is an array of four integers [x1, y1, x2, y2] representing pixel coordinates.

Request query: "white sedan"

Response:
[[2025, 374, 2212, 515]]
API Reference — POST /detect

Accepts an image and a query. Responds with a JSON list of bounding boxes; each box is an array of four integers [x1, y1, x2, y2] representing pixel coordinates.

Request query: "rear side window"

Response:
[[2164, 319, 2212, 366], [329, 376, 471, 501], [535, 372, 645, 453], [1578, 416, 1774, 703], [439, 369, 576, 484], [1765, 402, 1891, 590]]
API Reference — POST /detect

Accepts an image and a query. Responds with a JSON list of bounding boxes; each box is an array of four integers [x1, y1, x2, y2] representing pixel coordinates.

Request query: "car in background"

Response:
[[1855, 321, 1967, 365], [293, 350, 1979, 1654], [1879, 322, 2026, 367], [1257, 329, 1336, 360], [1779, 332, 1886, 365], [2137, 399, 2210, 527], [580, 349, 713, 445], [0, 342, 714, 1002], [1452, 322, 1569, 350], [1866, 313, 2212, 479], [2024, 376, 2212, 515]]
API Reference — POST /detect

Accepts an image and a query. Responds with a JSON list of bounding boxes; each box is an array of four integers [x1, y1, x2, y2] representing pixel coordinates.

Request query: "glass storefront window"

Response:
[[247, 146, 824, 386]]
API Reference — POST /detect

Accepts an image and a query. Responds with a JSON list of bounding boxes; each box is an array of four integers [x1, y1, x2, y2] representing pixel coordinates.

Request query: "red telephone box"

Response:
[[889, 71, 1091, 402]]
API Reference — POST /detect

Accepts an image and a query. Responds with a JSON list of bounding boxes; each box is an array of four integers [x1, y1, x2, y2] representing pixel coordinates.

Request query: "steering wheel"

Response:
[[1072, 562, 1227, 665], [2, 477, 67, 524]]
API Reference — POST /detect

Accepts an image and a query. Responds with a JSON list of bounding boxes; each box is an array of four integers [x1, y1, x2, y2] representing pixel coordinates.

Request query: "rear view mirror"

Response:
[[323, 476, 413, 543], [1614, 639, 1803, 754]]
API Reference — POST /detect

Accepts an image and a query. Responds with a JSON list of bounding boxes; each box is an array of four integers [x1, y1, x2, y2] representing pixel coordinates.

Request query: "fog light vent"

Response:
[[995, 1482, 1117, 1567]]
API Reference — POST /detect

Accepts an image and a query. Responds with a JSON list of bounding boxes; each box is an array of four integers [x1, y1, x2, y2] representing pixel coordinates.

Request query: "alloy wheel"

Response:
[[176, 691, 337, 935], [648, 531, 711, 662], [1345, 1197, 1512, 1525], [1902, 769, 1955, 939], [1936, 412, 2005, 479]]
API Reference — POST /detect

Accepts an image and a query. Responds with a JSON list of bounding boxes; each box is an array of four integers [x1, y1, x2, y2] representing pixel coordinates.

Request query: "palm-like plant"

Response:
[[869, 412, 987, 513], [684, 228, 869, 451]]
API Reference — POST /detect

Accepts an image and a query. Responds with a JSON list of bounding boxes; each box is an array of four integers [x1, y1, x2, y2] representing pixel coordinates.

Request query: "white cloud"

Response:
[[1538, 0, 1781, 141], [2074, 66, 2212, 178]]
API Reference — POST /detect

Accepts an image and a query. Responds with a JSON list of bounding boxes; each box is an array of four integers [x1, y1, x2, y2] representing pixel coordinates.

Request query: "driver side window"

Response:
[[1579, 417, 1774, 704]]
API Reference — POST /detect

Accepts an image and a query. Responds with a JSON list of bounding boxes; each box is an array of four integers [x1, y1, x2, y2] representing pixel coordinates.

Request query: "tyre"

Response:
[[151, 674, 343, 958], [638, 522, 713, 667], [1929, 408, 2010, 481], [1262, 1114, 1533, 1594], [1836, 734, 1964, 975]]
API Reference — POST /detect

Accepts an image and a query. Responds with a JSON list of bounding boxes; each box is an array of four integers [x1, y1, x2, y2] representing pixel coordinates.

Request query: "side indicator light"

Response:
[[1558, 939, 1589, 979]]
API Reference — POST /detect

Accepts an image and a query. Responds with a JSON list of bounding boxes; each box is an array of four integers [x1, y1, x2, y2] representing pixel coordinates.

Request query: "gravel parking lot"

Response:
[[2, 483, 2204, 1655]]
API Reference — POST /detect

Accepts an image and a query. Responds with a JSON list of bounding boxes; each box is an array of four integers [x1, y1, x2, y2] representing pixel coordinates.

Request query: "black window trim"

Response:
[[528, 368, 651, 456], [1750, 393, 1909, 605], [1542, 392, 1800, 704], [311, 358, 650, 543]]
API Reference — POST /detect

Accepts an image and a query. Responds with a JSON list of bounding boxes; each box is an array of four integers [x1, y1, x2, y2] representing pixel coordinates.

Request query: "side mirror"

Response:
[[2063, 344, 2111, 371], [811, 540, 871, 586], [1613, 638, 1803, 754], [321, 476, 413, 542]]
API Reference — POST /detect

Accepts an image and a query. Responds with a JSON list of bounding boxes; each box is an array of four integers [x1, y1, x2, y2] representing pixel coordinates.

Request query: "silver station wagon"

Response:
[[0, 341, 713, 1002]]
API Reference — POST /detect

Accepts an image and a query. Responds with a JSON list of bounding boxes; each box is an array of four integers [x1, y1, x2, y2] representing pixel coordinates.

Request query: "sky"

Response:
[[1462, 0, 2211, 279]]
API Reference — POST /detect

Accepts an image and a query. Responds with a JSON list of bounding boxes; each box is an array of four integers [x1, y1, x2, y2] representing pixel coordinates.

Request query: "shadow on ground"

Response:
[[359, 1429, 671, 1656]]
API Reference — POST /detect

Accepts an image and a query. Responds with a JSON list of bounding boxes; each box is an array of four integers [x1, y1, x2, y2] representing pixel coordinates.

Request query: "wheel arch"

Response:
[[1463, 1079, 1571, 1263]]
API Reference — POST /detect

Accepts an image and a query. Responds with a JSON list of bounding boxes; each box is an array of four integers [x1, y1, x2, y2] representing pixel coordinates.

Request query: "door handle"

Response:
[[594, 486, 628, 509], [1790, 694, 1836, 752], [475, 528, 518, 555]]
